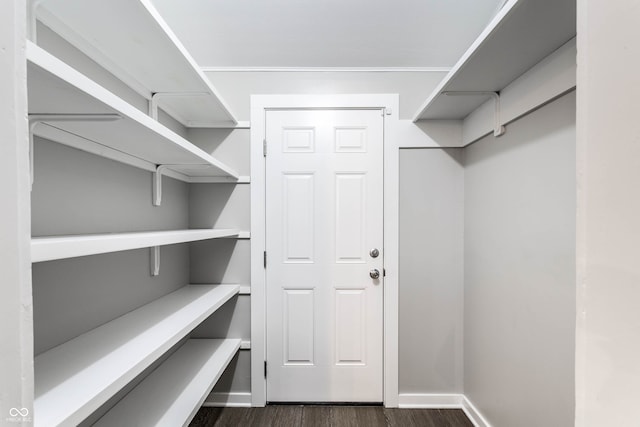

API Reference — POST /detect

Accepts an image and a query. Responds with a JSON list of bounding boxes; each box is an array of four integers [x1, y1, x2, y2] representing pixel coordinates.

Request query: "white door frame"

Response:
[[250, 94, 399, 407]]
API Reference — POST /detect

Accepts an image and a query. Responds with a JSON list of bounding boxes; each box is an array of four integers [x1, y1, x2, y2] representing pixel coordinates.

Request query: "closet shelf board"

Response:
[[27, 42, 239, 179], [94, 339, 241, 427], [35, 0, 238, 127], [413, 0, 576, 121], [236, 231, 251, 240], [34, 285, 240, 427], [31, 229, 240, 263]]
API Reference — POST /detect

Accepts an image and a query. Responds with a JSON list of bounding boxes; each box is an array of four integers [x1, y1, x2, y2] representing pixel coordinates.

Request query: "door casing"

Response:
[[250, 94, 399, 407]]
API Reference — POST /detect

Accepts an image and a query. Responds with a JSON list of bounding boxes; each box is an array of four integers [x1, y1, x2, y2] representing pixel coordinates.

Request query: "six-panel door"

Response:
[[265, 109, 384, 402]]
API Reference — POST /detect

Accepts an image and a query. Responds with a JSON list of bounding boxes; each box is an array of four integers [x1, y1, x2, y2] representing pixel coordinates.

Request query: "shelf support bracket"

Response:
[[150, 246, 160, 276], [153, 165, 169, 207], [148, 92, 209, 121], [153, 164, 212, 206], [28, 114, 121, 189], [28, 0, 49, 42], [442, 91, 506, 137]]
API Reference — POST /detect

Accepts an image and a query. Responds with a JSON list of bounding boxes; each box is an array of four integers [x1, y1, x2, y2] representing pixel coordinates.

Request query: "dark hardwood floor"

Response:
[[190, 405, 474, 427]]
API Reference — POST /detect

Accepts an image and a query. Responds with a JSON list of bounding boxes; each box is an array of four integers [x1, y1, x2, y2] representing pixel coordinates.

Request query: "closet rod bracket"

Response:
[[28, 113, 121, 189], [442, 91, 506, 137], [148, 92, 209, 121]]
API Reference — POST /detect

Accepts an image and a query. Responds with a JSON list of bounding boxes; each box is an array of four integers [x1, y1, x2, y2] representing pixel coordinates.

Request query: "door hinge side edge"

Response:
[[264, 251, 267, 268], [264, 361, 267, 378], [263, 139, 267, 157]]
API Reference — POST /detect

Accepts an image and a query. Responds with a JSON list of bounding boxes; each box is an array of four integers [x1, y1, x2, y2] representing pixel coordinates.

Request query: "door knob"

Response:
[[369, 269, 380, 280]]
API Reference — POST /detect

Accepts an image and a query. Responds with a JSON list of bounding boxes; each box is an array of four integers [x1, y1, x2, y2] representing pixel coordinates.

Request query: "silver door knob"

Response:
[[369, 269, 380, 279]]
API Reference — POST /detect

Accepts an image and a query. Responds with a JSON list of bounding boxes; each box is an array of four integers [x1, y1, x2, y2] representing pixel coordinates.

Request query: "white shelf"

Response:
[[34, 285, 239, 427], [94, 339, 241, 427], [197, 283, 251, 295], [27, 42, 239, 179], [187, 175, 251, 184], [31, 229, 240, 263], [413, 0, 576, 121], [35, 0, 238, 127]]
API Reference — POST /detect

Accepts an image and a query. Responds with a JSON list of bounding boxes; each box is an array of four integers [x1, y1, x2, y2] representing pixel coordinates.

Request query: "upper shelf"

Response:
[[413, 0, 576, 121], [27, 42, 239, 179], [35, 0, 238, 127]]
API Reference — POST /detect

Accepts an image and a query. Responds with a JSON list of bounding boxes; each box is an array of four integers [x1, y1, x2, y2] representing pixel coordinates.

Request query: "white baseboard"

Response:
[[204, 391, 490, 427], [202, 392, 252, 407], [461, 396, 492, 427], [397, 393, 491, 427], [398, 393, 465, 408]]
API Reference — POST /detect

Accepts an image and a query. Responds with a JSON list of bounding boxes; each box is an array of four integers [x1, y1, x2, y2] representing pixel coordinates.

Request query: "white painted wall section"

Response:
[[205, 72, 447, 121], [576, 1, 640, 425], [0, 0, 34, 422]]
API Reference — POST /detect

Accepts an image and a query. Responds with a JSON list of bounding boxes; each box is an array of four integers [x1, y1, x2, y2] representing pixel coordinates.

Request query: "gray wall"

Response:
[[32, 138, 189, 236], [463, 92, 576, 426], [31, 139, 190, 355], [187, 129, 252, 399], [399, 148, 464, 394]]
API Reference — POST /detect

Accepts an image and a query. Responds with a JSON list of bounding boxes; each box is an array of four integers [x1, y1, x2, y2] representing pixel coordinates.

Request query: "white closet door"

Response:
[[265, 109, 384, 402]]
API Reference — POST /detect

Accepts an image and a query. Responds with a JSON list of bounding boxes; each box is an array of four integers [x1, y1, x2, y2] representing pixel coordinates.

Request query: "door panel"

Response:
[[283, 173, 315, 262], [266, 109, 383, 402], [335, 173, 367, 262], [334, 288, 367, 365], [282, 288, 315, 365]]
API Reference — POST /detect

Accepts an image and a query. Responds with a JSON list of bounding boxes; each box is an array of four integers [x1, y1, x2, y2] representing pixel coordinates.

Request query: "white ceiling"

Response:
[[151, 0, 507, 68]]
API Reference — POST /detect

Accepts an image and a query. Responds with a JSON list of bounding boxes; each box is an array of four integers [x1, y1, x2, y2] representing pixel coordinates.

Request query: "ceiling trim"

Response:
[[200, 66, 451, 73]]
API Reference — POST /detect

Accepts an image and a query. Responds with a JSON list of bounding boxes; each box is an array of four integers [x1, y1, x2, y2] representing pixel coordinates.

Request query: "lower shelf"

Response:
[[34, 285, 239, 427], [94, 339, 241, 427]]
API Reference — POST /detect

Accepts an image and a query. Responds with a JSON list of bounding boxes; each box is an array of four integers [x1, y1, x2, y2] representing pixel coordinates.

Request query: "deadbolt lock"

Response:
[[369, 248, 380, 258]]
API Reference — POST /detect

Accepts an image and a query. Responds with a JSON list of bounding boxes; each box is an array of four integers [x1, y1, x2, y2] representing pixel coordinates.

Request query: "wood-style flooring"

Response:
[[190, 405, 474, 427]]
